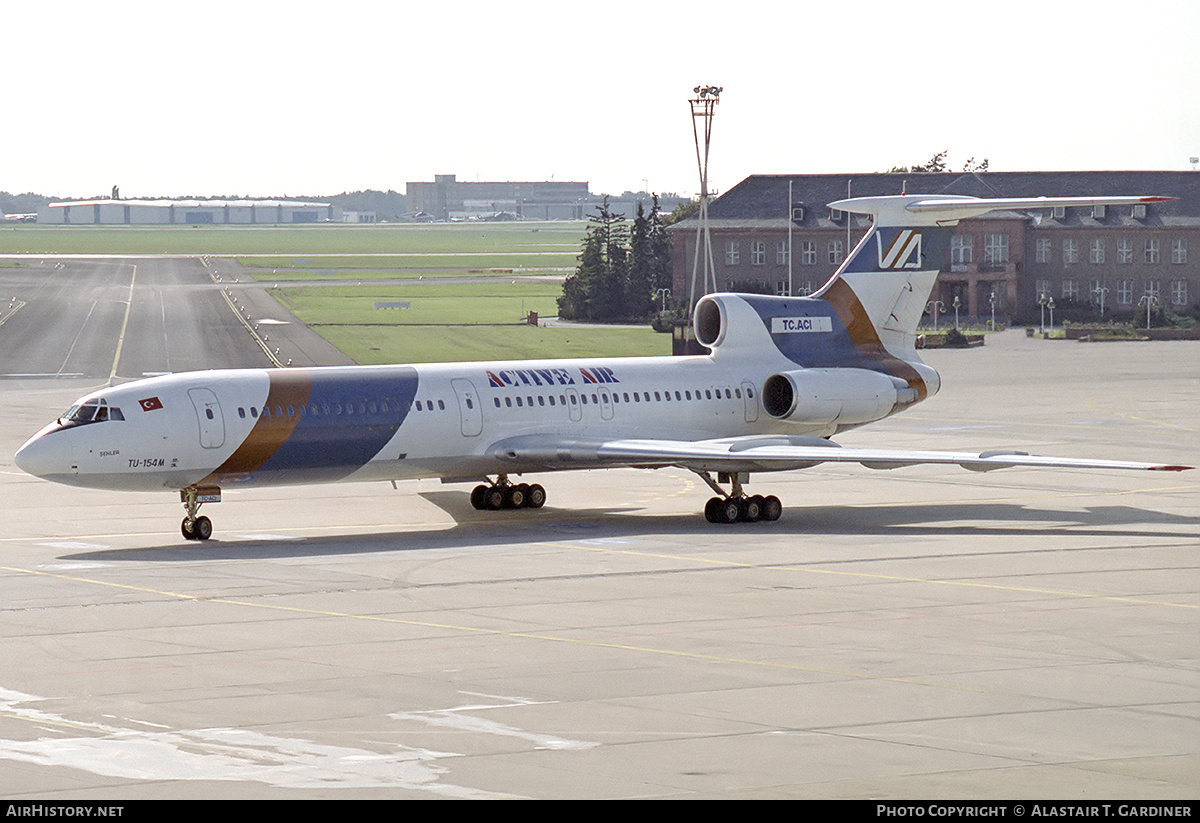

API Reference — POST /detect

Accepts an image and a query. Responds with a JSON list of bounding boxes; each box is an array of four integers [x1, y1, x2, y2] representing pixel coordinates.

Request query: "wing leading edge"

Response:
[[491, 434, 1193, 474]]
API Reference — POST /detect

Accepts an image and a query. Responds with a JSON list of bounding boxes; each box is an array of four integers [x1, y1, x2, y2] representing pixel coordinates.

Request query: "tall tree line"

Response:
[[557, 196, 672, 322]]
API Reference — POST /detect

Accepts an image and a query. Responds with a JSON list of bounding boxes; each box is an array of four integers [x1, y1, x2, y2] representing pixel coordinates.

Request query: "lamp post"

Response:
[[926, 300, 944, 333], [1038, 293, 1049, 334], [688, 85, 722, 312], [952, 294, 961, 331], [655, 288, 671, 313], [1138, 293, 1159, 332], [1047, 296, 1056, 333], [988, 288, 997, 331], [1092, 283, 1109, 317]]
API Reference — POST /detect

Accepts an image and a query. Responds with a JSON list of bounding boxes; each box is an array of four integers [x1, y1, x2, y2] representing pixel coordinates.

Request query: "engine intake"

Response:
[[694, 297, 725, 348]]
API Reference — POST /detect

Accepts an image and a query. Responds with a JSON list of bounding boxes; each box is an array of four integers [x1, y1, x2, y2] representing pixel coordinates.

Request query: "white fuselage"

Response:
[[15, 336, 923, 494]]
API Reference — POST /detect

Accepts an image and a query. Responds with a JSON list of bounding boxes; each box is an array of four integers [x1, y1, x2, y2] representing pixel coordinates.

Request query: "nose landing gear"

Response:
[[180, 486, 220, 540]]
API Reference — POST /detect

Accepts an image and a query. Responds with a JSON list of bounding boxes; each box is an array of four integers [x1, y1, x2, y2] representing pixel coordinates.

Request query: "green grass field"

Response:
[[322, 324, 670, 365], [271, 281, 670, 363], [0, 222, 586, 258], [0, 221, 670, 364], [273, 282, 564, 326]]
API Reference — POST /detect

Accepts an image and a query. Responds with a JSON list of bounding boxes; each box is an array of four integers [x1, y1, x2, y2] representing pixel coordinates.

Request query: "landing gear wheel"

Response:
[[470, 485, 488, 510], [181, 516, 213, 541], [762, 495, 782, 522], [741, 495, 763, 522], [505, 484, 527, 509], [704, 497, 721, 523], [718, 498, 741, 524], [527, 484, 546, 509], [193, 516, 213, 540], [484, 487, 505, 510]]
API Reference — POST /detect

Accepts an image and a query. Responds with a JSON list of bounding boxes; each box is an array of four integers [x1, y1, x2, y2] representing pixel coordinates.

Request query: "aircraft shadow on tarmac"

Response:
[[60, 492, 1200, 563]]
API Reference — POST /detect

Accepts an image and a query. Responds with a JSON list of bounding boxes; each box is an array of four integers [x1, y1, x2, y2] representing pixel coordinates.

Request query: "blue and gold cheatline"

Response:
[[205, 367, 419, 487]]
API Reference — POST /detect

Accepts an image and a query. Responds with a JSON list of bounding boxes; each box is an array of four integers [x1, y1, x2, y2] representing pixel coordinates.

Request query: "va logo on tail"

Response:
[[877, 229, 923, 269]]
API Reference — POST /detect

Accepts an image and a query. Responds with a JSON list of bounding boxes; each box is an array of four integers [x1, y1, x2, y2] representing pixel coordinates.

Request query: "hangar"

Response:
[[37, 198, 340, 225]]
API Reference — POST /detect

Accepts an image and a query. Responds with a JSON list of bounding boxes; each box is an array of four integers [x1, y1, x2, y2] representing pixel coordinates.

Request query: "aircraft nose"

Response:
[[14, 429, 72, 478]]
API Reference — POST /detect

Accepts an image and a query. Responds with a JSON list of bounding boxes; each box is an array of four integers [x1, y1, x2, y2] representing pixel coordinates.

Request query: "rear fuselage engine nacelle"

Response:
[[761, 368, 916, 426]]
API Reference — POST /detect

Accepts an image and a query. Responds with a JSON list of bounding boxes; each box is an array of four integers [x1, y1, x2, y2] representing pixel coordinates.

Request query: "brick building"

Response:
[[671, 171, 1199, 324]]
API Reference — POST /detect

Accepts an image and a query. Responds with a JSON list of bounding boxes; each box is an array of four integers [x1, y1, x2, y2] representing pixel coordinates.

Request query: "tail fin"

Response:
[[815, 194, 1172, 350]]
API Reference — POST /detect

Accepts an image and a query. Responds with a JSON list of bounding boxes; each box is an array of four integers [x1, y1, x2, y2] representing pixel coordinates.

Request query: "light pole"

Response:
[[655, 288, 672, 313], [1092, 283, 1109, 317], [1138, 293, 1159, 332], [952, 294, 961, 331], [988, 288, 997, 331], [1047, 296, 1056, 332], [1038, 293, 1049, 334], [687, 85, 722, 313], [926, 300, 944, 333]]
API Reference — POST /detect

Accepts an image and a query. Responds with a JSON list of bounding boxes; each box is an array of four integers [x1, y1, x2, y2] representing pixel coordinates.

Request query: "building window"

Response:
[[1170, 280, 1188, 305], [1090, 239, 1105, 264], [1144, 239, 1160, 264], [1172, 239, 1187, 264], [775, 281, 790, 296], [828, 240, 844, 266], [1145, 280, 1161, 301], [776, 242, 789, 266], [798, 280, 814, 296], [801, 241, 816, 265], [724, 241, 739, 265], [1118, 238, 1133, 263], [1036, 238, 1051, 263], [1063, 239, 1079, 265], [1062, 279, 1079, 300], [983, 233, 1008, 265], [750, 240, 765, 266], [1035, 279, 1052, 299], [1117, 279, 1134, 304], [951, 235, 972, 269]]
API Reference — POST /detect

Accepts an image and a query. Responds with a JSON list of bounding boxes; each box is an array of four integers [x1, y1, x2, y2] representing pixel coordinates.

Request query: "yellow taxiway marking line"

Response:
[[108, 264, 137, 385]]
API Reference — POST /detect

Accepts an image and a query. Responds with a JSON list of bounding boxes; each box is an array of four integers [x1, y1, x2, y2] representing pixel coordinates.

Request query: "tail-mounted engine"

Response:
[[762, 368, 918, 426], [693, 294, 777, 355]]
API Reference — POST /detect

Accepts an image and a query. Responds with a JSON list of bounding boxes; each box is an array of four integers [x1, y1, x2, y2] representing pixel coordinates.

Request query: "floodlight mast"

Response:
[[688, 85, 722, 313]]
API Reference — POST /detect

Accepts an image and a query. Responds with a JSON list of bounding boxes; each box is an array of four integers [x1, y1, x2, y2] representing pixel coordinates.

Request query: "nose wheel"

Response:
[[180, 486, 220, 540], [182, 515, 213, 540]]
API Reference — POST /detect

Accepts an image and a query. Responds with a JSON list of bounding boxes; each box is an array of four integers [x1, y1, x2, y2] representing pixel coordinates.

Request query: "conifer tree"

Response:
[[557, 196, 673, 322]]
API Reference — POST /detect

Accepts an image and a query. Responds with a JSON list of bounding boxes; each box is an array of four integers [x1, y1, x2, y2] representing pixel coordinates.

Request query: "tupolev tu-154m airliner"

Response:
[[15, 193, 1192, 540]]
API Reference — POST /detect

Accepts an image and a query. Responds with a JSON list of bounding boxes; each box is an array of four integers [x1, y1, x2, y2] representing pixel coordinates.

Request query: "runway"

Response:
[[1, 259, 1197, 798]]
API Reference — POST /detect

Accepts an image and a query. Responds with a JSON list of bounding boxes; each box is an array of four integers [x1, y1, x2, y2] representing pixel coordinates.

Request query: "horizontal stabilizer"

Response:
[[828, 194, 1174, 227]]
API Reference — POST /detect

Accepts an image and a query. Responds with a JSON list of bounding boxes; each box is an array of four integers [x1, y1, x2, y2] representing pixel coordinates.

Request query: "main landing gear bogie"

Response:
[[470, 477, 546, 511], [696, 470, 783, 524], [703, 493, 782, 524]]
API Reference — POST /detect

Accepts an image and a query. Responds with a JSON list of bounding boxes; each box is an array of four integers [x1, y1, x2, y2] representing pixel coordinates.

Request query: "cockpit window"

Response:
[[59, 397, 124, 428]]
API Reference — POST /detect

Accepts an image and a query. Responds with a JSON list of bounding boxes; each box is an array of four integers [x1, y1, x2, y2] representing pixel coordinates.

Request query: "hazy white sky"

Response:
[[5, 0, 1197, 199]]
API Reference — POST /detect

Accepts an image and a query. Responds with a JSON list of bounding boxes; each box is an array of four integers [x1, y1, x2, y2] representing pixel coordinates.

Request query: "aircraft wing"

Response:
[[491, 434, 1193, 474]]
